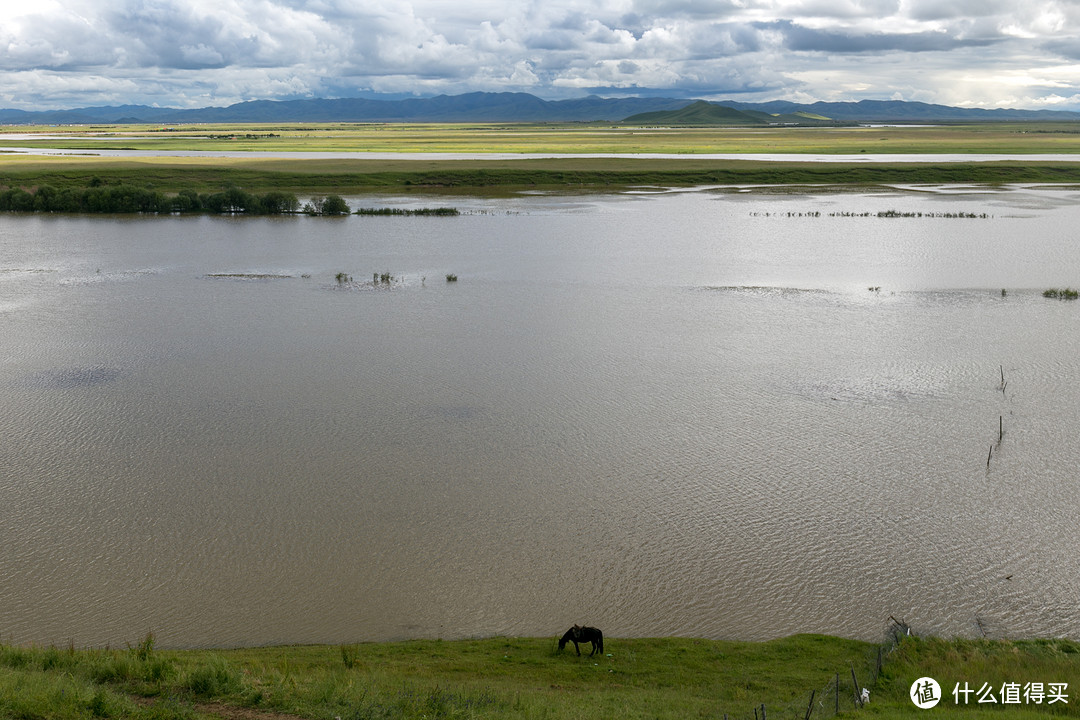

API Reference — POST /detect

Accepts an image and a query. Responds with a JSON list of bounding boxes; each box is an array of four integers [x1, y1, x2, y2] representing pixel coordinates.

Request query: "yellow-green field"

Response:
[[5, 121, 1080, 154]]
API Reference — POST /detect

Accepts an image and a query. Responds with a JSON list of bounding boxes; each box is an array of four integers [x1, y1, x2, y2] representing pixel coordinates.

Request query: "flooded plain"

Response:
[[2, 184, 1079, 648]]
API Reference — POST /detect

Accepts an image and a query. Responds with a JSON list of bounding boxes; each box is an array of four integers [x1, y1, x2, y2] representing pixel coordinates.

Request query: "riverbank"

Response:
[[4, 154, 1080, 195], [2, 633, 1077, 719]]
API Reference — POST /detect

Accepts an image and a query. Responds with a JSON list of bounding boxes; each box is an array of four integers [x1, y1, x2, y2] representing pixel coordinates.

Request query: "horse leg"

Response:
[[573, 641, 581, 656]]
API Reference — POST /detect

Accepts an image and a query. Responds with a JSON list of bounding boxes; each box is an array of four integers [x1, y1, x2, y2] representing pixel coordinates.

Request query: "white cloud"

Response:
[[0, 0, 1079, 109]]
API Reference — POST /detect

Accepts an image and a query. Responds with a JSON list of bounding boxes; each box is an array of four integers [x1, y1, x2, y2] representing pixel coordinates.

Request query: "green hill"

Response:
[[741, 109, 836, 126], [624, 100, 837, 126], [623, 100, 768, 126]]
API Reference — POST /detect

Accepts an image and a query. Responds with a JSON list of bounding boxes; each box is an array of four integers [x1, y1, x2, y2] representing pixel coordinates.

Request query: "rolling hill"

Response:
[[1, 92, 1078, 125], [622, 100, 838, 126], [622, 100, 767, 125]]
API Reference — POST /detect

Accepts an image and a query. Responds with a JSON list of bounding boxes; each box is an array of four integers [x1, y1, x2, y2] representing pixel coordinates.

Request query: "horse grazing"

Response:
[[558, 625, 604, 656]]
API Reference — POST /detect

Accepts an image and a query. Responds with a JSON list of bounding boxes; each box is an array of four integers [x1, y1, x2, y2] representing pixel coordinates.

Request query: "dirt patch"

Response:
[[133, 695, 308, 720], [192, 700, 309, 720]]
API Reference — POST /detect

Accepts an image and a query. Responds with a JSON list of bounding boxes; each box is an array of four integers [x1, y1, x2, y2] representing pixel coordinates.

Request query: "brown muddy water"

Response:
[[2, 185, 1079, 648]]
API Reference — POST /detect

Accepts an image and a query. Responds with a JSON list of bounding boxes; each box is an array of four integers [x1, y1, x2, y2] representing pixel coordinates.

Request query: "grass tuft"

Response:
[[183, 655, 242, 698]]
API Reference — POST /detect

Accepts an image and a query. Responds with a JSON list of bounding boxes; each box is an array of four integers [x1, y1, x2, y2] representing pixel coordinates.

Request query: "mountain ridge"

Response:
[[624, 100, 840, 126], [2, 92, 1078, 125]]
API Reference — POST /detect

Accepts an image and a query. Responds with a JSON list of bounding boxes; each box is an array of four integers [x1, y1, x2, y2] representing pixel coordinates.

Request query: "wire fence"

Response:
[[719, 617, 911, 720]]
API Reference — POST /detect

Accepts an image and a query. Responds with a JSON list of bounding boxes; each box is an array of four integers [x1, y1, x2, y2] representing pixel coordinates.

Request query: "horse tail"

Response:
[[597, 630, 604, 654]]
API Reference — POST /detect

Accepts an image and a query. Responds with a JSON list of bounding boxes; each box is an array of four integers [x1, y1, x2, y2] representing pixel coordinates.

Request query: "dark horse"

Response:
[[558, 624, 604, 656]]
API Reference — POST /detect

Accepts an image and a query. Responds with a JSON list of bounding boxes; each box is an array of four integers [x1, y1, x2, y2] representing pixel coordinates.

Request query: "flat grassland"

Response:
[[4, 121, 1080, 192], [3, 634, 1078, 720], [6, 121, 1080, 154]]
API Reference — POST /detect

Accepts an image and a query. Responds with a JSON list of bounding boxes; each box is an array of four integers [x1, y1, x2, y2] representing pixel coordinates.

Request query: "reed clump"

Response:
[[1043, 287, 1079, 300], [355, 207, 460, 216], [751, 209, 993, 219]]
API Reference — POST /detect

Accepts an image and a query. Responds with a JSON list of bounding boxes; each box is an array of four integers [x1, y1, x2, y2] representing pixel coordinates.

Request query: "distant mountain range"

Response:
[[2, 92, 1079, 125]]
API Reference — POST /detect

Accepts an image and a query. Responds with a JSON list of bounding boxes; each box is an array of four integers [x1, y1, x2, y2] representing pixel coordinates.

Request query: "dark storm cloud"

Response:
[[762, 19, 1000, 53], [1043, 37, 1080, 60]]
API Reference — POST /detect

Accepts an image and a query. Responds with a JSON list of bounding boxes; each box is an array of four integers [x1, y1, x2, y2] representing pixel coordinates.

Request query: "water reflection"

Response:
[[23, 366, 123, 389]]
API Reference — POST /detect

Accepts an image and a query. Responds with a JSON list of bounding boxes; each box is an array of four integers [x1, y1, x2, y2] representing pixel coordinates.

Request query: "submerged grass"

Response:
[[354, 207, 460, 215], [0, 634, 1078, 719]]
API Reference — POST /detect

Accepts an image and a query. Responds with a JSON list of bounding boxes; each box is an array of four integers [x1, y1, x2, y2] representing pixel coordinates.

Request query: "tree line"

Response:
[[0, 182, 351, 215]]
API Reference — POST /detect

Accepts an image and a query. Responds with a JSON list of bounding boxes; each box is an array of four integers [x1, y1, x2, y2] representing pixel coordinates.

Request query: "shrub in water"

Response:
[[321, 195, 351, 215]]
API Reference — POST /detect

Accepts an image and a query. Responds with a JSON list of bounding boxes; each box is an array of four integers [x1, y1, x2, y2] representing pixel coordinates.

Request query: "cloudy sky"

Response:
[[3, 0, 1080, 111]]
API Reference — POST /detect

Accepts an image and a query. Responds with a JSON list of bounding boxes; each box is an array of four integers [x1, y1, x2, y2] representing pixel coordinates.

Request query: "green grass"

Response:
[[0, 634, 1078, 719], [869, 637, 1080, 719], [4, 156, 1080, 196]]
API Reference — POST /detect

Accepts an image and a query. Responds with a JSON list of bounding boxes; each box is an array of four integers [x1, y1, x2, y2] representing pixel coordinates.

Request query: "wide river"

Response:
[[2, 184, 1079, 649]]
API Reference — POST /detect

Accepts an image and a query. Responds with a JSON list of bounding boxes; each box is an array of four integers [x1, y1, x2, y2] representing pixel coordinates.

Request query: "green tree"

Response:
[[321, 194, 351, 215], [32, 185, 59, 211], [172, 188, 201, 212], [259, 191, 299, 214], [0, 188, 35, 211]]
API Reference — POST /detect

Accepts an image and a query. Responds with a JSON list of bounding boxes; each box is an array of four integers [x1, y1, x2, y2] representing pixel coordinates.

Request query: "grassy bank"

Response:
[[1, 634, 1077, 719], [4, 155, 1080, 195]]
